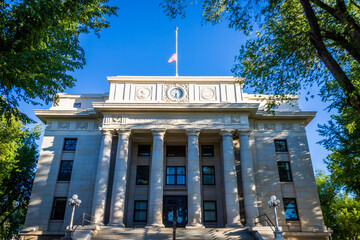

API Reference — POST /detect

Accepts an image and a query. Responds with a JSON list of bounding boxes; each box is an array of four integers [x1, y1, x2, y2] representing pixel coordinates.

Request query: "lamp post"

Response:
[[68, 194, 81, 230], [268, 195, 286, 240]]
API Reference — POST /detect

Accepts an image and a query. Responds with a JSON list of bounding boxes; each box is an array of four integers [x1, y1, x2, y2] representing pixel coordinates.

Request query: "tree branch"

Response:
[[300, 0, 360, 113], [322, 29, 360, 64]]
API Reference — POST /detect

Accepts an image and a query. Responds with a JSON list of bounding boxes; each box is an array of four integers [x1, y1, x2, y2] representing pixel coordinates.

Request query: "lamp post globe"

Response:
[[268, 195, 286, 240]]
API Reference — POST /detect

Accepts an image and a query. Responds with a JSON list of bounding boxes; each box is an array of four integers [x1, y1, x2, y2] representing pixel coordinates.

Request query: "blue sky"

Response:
[[21, 0, 331, 172]]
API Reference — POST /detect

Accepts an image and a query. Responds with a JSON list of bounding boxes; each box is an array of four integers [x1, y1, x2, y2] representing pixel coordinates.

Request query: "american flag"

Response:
[[168, 53, 177, 63]]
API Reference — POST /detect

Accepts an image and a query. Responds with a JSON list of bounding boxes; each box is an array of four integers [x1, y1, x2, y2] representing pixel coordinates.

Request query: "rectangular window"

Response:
[[166, 146, 186, 157], [58, 160, 74, 181], [63, 138, 77, 151], [203, 201, 217, 222], [277, 162, 292, 182], [50, 197, 67, 220], [166, 167, 186, 185], [202, 166, 215, 185], [134, 201, 147, 222], [274, 140, 288, 152], [202, 145, 214, 157], [138, 145, 151, 156], [283, 198, 299, 220], [136, 166, 150, 185]]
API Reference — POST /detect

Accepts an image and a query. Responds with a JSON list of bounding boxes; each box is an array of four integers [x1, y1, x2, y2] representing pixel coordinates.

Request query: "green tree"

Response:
[[160, 0, 360, 196], [0, 0, 118, 122], [160, 0, 360, 113], [316, 171, 360, 240], [0, 117, 41, 239]]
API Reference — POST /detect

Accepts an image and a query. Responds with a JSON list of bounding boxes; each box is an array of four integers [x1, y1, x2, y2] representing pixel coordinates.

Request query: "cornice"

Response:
[[107, 76, 242, 83]]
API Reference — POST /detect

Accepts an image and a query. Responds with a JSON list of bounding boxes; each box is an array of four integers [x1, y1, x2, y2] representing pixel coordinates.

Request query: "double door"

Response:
[[163, 196, 188, 228]]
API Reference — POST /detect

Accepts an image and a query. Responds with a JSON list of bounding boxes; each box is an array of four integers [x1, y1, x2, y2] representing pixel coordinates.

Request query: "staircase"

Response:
[[91, 227, 256, 240]]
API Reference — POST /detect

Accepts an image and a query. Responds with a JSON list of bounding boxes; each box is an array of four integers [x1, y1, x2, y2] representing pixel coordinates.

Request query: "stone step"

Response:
[[92, 227, 256, 240]]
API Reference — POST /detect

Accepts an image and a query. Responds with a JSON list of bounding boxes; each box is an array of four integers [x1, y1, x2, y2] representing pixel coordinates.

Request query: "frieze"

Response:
[[76, 121, 88, 130], [163, 84, 189, 103], [281, 123, 294, 130], [57, 121, 70, 129], [200, 86, 216, 101], [264, 123, 276, 130], [135, 86, 152, 100]]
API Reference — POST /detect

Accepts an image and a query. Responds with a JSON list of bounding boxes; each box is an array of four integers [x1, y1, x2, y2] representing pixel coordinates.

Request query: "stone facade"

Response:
[[20, 76, 328, 239]]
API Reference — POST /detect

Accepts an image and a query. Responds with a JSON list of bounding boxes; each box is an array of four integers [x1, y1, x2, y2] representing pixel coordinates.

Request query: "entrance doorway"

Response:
[[163, 196, 188, 227]]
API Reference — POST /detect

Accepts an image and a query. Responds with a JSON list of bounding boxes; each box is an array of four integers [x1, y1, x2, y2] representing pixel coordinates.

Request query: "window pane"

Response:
[[202, 145, 214, 157], [177, 176, 185, 185], [51, 198, 67, 220], [275, 140, 287, 152], [203, 166, 215, 175], [203, 175, 215, 185], [283, 198, 299, 220], [166, 146, 186, 157], [204, 211, 216, 221], [138, 145, 151, 156], [167, 167, 175, 174], [58, 161, 73, 181], [204, 201, 216, 210], [167, 176, 175, 185], [135, 201, 147, 210], [278, 162, 292, 182], [134, 211, 147, 221], [63, 139, 77, 151], [177, 167, 185, 174], [136, 166, 149, 185]]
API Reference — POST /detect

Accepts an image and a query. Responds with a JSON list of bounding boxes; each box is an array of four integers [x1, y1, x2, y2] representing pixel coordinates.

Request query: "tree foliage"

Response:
[[0, 0, 118, 122], [160, 0, 360, 112], [0, 116, 41, 239], [160, 0, 360, 197], [316, 171, 360, 240]]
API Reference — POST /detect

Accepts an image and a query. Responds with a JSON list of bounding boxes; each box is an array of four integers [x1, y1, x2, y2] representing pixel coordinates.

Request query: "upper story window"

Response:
[[50, 197, 67, 220], [274, 140, 288, 152], [138, 145, 151, 156], [166, 167, 186, 185], [166, 146, 186, 157], [277, 162, 292, 182], [58, 160, 74, 181], [202, 166, 215, 185], [63, 138, 77, 151], [73, 103, 81, 108], [283, 198, 299, 220], [201, 145, 214, 157], [136, 166, 150, 185]]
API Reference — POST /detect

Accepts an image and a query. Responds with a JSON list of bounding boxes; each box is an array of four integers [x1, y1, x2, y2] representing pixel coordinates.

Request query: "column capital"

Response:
[[238, 130, 252, 137], [186, 129, 200, 136], [151, 128, 166, 137], [116, 129, 131, 137], [99, 128, 114, 136], [221, 129, 235, 137]]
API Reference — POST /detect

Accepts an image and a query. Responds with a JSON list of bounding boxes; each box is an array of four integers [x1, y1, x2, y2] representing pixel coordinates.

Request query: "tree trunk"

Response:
[[300, 0, 360, 113]]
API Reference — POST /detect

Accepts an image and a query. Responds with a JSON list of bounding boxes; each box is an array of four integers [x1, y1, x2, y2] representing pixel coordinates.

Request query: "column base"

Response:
[[145, 223, 165, 229], [186, 223, 205, 229], [225, 222, 243, 228], [107, 223, 125, 228]]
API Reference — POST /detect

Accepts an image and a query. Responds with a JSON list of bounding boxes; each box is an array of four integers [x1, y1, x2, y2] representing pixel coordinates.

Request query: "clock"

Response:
[[170, 88, 184, 99]]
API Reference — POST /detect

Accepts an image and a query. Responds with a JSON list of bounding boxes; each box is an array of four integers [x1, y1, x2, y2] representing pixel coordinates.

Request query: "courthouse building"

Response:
[[21, 76, 328, 239]]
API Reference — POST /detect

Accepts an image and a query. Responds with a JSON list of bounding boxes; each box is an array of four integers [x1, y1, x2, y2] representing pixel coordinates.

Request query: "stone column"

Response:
[[108, 129, 131, 226], [186, 129, 205, 228], [239, 131, 259, 225], [146, 129, 166, 228], [91, 129, 113, 224], [221, 129, 242, 227]]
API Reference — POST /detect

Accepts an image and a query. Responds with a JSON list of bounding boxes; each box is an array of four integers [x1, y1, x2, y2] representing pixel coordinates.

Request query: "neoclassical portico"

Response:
[[90, 127, 258, 227]]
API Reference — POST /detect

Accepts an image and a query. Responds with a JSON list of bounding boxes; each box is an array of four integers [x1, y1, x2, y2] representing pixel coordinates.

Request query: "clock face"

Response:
[[170, 88, 183, 99]]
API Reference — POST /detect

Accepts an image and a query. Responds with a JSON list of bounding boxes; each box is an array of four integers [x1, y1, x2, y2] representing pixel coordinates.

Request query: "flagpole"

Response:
[[176, 26, 179, 77]]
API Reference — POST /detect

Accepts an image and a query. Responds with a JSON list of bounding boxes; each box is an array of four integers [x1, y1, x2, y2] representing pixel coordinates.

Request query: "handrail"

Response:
[[71, 212, 96, 232], [253, 213, 276, 232]]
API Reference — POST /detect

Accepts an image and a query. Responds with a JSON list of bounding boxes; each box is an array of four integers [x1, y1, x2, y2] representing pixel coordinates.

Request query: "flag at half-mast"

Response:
[[168, 53, 177, 63]]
